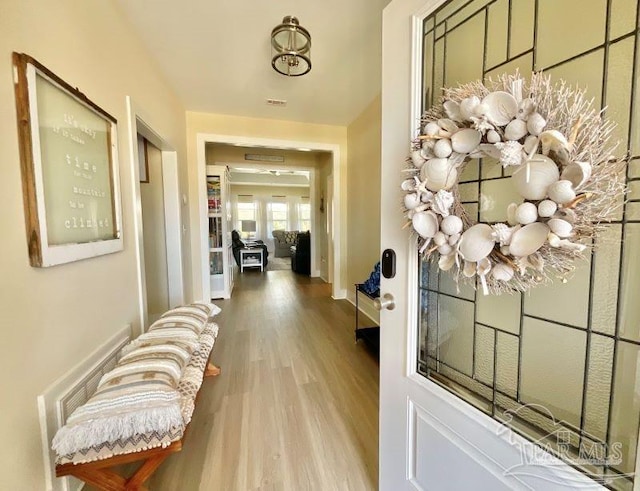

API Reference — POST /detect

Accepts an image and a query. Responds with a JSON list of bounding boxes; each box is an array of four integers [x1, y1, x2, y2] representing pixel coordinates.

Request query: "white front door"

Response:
[[378, 1, 613, 489]]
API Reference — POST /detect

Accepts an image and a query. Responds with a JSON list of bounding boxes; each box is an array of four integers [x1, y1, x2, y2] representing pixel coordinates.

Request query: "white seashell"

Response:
[[495, 141, 524, 167], [424, 122, 440, 136], [420, 158, 458, 192], [524, 135, 539, 155], [438, 243, 453, 255], [522, 252, 544, 272], [412, 210, 439, 239], [537, 199, 558, 218], [433, 138, 453, 158], [448, 233, 461, 246], [548, 233, 587, 252], [491, 223, 519, 246], [420, 190, 434, 203], [487, 130, 501, 143], [458, 224, 496, 262], [439, 253, 456, 271], [411, 150, 427, 168], [509, 222, 550, 257], [401, 178, 417, 191], [512, 154, 560, 200], [515, 202, 538, 225], [561, 161, 592, 189], [482, 91, 518, 126], [547, 218, 573, 238], [463, 260, 477, 278], [500, 245, 511, 255], [441, 215, 463, 235], [558, 208, 577, 224], [438, 118, 459, 134], [539, 130, 570, 156], [420, 145, 435, 159], [451, 128, 482, 153], [474, 102, 490, 118], [460, 96, 481, 120], [492, 263, 515, 281], [433, 231, 447, 247], [477, 257, 492, 277], [507, 202, 519, 226], [444, 100, 463, 122], [547, 180, 576, 204], [504, 119, 528, 141], [432, 189, 455, 216], [517, 99, 536, 121], [526, 112, 547, 135], [404, 193, 422, 210]]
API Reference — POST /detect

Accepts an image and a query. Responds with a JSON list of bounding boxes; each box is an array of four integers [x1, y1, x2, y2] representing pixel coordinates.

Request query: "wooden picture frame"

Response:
[[13, 53, 123, 267]]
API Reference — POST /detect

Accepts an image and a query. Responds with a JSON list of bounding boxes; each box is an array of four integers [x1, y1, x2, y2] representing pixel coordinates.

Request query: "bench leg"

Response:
[[125, 453, 171, 490], [205, 363, 221, 377], [69, 452, 170, 491]]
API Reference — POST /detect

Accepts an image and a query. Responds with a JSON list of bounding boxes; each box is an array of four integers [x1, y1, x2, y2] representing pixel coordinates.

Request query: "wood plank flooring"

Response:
[[148, 270, 380, 491]]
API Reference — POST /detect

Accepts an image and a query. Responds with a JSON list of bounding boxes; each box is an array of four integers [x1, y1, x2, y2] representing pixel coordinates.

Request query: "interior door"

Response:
[[379, 0, 635, 489]]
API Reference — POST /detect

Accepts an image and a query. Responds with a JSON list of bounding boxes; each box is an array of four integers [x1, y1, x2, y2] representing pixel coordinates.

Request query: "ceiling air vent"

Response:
[[266, 98, 287, 107]]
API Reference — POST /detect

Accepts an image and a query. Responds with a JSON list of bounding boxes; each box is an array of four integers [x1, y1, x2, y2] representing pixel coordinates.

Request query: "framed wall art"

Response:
[[13, 53, 123, 267]]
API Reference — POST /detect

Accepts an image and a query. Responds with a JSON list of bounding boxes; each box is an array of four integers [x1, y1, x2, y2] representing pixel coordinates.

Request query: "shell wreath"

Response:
[[403, 72, 627, 295]]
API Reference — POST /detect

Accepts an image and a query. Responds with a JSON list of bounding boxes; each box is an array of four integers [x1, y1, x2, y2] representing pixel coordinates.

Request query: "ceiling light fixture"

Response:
[[271, 16, 311, 77]]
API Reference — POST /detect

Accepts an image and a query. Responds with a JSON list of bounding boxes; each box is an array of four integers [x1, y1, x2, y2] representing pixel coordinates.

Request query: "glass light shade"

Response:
[[271, 16, 312, 77]]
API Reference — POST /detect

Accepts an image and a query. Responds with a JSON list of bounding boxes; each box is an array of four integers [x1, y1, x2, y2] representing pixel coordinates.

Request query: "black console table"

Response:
[[354, 283, 380, 356]]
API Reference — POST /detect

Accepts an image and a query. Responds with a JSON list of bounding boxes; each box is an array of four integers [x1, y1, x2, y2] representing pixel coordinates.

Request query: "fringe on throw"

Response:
[[52, 403, 184, 457]]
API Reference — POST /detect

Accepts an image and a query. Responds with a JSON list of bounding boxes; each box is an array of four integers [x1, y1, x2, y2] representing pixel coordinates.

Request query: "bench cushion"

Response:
[[55, 322, 218, 465]]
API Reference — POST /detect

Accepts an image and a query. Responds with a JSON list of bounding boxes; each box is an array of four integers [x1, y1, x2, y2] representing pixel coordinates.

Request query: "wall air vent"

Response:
[[244, 154, 285, 162], [266, 98, 287, 106]]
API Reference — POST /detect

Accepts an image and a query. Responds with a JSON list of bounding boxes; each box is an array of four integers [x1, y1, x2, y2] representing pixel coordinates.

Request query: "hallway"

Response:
[[149, 270, 380, 490]]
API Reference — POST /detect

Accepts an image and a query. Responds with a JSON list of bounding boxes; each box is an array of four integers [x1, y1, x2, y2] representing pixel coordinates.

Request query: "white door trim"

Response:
[[126, 97, 184, 334], [195, 133, 344, 300]]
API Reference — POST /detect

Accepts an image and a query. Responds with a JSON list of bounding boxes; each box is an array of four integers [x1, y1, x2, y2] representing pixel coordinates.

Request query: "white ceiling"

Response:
[[114, 0, 391, 126]]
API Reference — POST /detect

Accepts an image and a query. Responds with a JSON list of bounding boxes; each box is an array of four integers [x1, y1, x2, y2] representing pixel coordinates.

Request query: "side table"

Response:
[[240, 248, 264, 272]]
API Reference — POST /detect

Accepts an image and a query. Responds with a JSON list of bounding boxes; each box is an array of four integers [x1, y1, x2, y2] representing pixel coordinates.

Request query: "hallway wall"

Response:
[[346, 95, 382, 323], [0, 2, 188, 489]]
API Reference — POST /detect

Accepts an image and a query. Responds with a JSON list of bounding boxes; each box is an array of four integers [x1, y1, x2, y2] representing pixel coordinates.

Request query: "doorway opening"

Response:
[[195, 134, 343, 302], [127, 97, 184, 333]]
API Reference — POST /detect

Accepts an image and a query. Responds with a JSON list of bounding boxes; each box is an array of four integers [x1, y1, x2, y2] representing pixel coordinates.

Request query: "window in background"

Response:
[[298, 197, 311, 231], [268, 199, 289, 234], [236, 196, 257, 239]]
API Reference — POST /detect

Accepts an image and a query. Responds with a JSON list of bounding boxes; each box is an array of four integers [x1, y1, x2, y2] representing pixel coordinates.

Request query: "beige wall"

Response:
[[141, 143, 170, 320], [206, 144, 320, 168], [0, 2, 188, 489], [346, 95, 382, 323], [186, 112, 348, 298]]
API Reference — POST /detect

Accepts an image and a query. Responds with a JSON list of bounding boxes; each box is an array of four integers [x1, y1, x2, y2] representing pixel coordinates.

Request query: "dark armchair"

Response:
[[291, 231, 310, 275], [231, 230, 269, 268]]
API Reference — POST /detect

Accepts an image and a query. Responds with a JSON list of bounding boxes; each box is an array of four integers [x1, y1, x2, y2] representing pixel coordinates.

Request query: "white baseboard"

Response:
[[331, 288, 348, 300]]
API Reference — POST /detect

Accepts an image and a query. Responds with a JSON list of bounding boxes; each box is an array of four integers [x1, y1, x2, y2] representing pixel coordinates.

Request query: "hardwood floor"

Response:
[[148, 270, 380, 491]]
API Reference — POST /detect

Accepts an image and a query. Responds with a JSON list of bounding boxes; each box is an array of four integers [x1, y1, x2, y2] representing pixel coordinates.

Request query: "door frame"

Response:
[[126, 97, 185, 334], [195, 133, 344, 300], [380, 0, 603, 488]]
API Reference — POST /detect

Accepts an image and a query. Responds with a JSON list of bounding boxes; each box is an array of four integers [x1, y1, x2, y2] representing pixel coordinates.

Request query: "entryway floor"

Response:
[[148, 270, 379, 490]]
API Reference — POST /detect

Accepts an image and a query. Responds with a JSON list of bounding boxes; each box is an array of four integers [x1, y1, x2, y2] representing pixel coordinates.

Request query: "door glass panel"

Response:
[[417, 0, 639, 486], [536, 0, 607, 69]]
